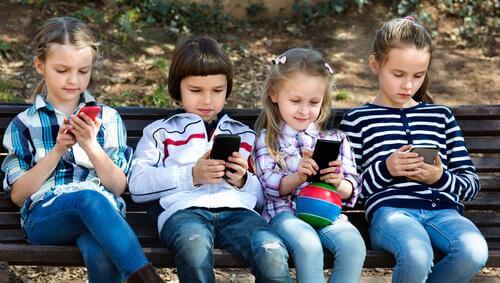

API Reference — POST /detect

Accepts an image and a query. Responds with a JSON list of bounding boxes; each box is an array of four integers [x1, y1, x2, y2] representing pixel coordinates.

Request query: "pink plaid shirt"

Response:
[[254, 123, 360, 222]]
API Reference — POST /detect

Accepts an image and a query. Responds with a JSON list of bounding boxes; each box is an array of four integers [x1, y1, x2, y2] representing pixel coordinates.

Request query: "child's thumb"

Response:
[[302, 149, 313, 158], [94, 118, 102, 128], [202, 150, 211, 159], [399, 144, 412, 152]]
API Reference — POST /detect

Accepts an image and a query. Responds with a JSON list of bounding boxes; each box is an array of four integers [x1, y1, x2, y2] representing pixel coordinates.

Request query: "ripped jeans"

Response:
[[160, 207, 291, 283]]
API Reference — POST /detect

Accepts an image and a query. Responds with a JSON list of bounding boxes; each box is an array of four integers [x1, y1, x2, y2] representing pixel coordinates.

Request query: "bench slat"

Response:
[[471, 157, 500, 173], [0, 187, 498, 214], [465, 137, 500, 153], [0, 244, 498, 268]]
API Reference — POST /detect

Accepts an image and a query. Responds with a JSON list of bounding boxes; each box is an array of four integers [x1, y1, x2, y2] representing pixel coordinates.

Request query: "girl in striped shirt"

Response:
[[340, 16, 488, 283], [254, 48, 366, 283]]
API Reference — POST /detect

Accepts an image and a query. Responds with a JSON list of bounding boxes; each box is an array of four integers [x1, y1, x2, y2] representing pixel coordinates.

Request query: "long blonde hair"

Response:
[[370, 16, 433, 103], [31, 16, 100, 96], [255, 48, 334, 169]]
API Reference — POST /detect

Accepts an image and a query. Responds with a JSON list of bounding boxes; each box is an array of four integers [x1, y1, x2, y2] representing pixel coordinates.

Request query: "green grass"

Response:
[[0, 78, 23, 103], [152, 57, 168, 72], [335, 90, 351, 101], [144, 84, 170, 107]]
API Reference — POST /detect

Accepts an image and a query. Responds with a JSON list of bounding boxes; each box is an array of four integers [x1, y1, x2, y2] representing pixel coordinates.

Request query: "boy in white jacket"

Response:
[[128, 35, 290, 283]]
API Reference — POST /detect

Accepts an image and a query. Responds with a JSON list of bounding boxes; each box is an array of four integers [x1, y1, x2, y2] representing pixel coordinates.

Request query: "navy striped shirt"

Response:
[[339, 102, 480, 221]]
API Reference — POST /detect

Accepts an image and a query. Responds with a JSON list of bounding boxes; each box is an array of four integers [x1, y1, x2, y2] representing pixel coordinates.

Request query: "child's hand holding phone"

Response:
[[69, 105, 101, 151], [297, 149, 319, 182], [54, 118, 77, 155], [192, 151, 226, 186], [407, 147, 443, 185], [225, 152, 248, 188], [386, 145, 424, 177], [319, 160, 343, 189]]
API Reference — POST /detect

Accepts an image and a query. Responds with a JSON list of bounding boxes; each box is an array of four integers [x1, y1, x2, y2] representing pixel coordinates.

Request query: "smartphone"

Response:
[[210, 134, 241, 162], [308, 139, 341, 183], [411, 146, 438, 165], [78, 105, 101, 121]]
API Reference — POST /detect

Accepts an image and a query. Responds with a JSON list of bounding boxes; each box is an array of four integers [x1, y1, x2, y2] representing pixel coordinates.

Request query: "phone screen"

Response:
[[411, 146, 438, 165], [78, 105, 101, 121], [309, 139, 341, 182], [210, 134, 241, 162]]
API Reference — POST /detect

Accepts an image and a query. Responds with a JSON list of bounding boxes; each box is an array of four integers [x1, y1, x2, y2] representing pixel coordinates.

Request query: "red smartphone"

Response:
[[78, 105, 101, 121]]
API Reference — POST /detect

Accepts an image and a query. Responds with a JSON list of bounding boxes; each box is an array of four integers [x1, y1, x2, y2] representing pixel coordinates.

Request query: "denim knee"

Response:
[[453, 232, 489, 273], [398, 244, 433, 278], [336, 232, 366, 260], [175, 233, 213, 268], [75, 190, 114, 214], [251, 229, 290, 282]]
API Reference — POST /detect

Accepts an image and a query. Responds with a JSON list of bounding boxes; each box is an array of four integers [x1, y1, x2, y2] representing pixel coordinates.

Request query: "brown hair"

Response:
[[255, 48, 334, 169], [168, 35, 233, 101], [370, 16, 433, 103], [31, 16, 100, 96]]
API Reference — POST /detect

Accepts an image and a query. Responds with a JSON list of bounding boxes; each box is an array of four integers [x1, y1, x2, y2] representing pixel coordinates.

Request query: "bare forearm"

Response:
[[337, 179, 353, 200], [11, 149, 63, 207], [86, 146, 127, 196], [278, 173, 304, 196]]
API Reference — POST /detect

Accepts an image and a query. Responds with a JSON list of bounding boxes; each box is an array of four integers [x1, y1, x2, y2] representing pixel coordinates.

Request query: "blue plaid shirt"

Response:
[[1, 92, 131, 225]]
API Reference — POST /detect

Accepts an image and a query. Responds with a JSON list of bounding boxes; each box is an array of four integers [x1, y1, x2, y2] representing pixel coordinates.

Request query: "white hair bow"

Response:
[[273, 55, 287, 65], [324, 63, 334, 74]]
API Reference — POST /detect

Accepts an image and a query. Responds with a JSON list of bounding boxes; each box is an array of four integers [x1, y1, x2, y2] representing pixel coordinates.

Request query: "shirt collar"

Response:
[[280, 122, 319, 138], [29, 91, 96, 115]]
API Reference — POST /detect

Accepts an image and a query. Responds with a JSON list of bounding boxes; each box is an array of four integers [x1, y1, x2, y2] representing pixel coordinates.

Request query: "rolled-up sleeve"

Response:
[[102, 110, 132, 174], [2, 118, 34, 193]]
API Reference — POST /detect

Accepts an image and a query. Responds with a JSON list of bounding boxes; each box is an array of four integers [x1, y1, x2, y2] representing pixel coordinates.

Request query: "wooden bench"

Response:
[[0, 104, 498, 270]]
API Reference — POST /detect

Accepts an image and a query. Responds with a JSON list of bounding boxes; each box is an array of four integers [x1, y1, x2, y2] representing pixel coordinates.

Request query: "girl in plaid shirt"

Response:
[[1, 17, 163, 282], [253, 48, 366, 283]]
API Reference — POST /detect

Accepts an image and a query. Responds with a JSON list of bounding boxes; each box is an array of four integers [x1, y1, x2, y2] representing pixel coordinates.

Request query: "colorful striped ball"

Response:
[[296, 182, 342, 228]]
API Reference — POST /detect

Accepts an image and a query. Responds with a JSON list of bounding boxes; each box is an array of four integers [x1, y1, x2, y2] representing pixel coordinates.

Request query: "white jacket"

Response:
[[128, 112, 264, 233]]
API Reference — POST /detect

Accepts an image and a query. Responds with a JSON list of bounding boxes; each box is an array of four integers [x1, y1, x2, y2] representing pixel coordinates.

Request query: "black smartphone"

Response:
[[411, 146, 438, 165], [210, 134, 241, 162], [308, 139, 341, 182]]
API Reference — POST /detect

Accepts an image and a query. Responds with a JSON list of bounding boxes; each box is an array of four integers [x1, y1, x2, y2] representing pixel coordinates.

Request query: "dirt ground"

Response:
[[7, 266, 500, 282], [0, 2, 498, 108], [0, 1, 499, 282]]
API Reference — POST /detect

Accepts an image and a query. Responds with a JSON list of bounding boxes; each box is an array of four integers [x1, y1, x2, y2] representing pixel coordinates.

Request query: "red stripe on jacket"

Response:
[[240, 142, 252, 153], [162, 133, 206, 159]]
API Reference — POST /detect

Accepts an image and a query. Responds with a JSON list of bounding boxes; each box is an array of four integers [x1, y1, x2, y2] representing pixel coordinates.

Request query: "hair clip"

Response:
[[273, 55, 287, 65], [397, 16, 424, 28], [324, 63, 334, 74]]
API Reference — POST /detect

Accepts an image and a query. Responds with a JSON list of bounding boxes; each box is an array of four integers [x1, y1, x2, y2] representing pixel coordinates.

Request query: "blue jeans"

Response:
[[23, 190, 149, 283], [271, 212, 366, 283], [370, 206, 488, 283], [161, 207, 291, 283]]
